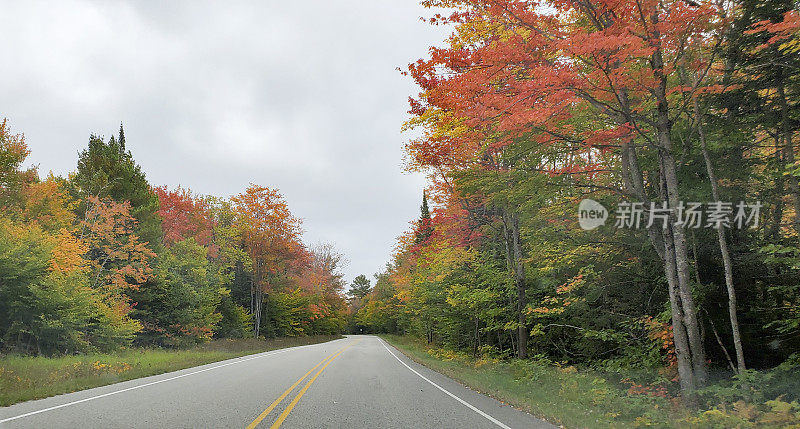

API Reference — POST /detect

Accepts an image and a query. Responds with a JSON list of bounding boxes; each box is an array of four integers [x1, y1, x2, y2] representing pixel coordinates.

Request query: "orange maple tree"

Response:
[[154, 186, 215, 248], [232, 184, 304, 337], [81, 196, 156, 293]]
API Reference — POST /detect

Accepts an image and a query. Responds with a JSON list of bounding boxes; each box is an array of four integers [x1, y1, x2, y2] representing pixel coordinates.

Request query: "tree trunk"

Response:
[[694, 97, 746, 374], [652, 41, 707, 387], [502, 210, 528, 359], [704, 308, 737, 373], [664, 213, 698, 398], [777, 78, 800, 235], [511, 213, 527, 359], [621, 133, 700, 399], [253, 289, 262, 339], [770, 134, 785, 239]]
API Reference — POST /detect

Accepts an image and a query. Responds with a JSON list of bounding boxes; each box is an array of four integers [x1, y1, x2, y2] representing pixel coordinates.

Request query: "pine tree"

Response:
[[72, 132, 162, 251], [414, 192, 433, 244], [348, 274, 372, 299], [118, 122, 126, 153]]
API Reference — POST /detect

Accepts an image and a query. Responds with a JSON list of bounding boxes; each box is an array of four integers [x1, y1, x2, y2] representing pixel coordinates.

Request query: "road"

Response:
[[0, 335, 553, 428]]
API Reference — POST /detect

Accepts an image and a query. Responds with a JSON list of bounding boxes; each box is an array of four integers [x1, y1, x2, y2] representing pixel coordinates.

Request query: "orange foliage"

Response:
[[49, 229, 89, 274], [232, 184, 303, 292], [154, 186, 215, 248], [21, 176, 77, 232], [81, 196, 156, 292], [644, 316, 679, 372]]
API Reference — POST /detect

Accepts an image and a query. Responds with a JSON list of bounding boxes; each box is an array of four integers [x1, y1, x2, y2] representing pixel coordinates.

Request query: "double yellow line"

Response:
[[246, 340, 359, 429]]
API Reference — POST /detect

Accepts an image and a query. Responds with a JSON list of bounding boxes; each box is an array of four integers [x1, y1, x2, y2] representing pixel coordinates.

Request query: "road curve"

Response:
[[0, 335, 553, 428]]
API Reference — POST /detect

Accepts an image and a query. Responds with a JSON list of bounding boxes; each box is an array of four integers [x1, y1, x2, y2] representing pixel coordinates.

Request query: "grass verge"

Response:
[[0, 335, 341, 406], [381, 335, 800, 428], [381, 334, 683, 428]]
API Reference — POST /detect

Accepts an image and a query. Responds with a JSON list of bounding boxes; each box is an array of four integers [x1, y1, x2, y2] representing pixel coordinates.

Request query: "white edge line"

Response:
[[379, 338, 513, 429], [0, 339, 345, 423]]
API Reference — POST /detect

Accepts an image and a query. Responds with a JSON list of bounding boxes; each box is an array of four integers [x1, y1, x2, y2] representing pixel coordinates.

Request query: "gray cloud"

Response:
[[1, 0, 449, 283]]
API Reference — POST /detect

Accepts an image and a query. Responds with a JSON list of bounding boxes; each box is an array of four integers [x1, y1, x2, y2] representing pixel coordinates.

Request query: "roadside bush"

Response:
[[0, 218, 139, 355]]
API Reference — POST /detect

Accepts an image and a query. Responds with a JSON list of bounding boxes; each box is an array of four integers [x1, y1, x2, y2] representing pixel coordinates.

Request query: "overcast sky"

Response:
[[1, 1, 449, 285]]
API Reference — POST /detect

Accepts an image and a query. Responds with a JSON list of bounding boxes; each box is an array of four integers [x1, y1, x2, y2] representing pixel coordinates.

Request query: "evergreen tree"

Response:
[[348, 274, 372, 299], [118, 122, 126, 153], [414, 192, 433, 244], [72, 131, 162, 251], [131, 239, 223, 346]]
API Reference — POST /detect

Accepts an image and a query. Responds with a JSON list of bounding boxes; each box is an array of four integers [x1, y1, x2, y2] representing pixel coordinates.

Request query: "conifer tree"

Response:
[[118, 122, 126, 153], [72, 131, 161, 251], [414, 192, 433, 244]]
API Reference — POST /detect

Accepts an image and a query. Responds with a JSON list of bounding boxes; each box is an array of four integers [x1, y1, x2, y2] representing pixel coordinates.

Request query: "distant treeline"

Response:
[[0, 121, 347, 355]]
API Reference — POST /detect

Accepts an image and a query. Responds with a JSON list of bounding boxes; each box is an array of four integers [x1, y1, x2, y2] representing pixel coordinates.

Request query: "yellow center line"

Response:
[[245, 342, 352, 429], [269, 340, 359, 429]]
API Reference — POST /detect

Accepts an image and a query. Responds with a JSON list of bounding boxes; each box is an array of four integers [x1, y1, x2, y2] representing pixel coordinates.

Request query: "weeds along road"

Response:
[[0, 335, 552, 428]]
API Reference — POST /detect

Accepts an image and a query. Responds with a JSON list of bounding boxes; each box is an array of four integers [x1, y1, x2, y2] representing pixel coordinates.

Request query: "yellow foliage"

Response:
[[21, 176, 77, 232], [49, 229, 88, 274]]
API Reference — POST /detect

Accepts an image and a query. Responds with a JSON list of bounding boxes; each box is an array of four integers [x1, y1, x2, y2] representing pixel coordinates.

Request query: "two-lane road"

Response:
[[0, 336, 553, 428]]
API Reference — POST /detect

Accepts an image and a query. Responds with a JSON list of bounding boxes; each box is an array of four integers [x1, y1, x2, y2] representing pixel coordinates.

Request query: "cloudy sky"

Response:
[[1, 1, 449, 285]]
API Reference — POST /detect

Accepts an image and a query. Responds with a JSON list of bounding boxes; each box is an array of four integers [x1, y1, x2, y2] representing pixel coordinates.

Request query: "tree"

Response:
[[132, 238, 224, 345], [18, 175, 78, 233], [404, 0, 751, 395], [118, 123, 126, 153], [80, 196, 155, 300], [154, 186, 214, 248], [348, 274, 372, 299], [0, 216, 140, 354], [353, 266, 404, 335], [0, 119, 36, 208], [72, 131, 162, 251], [415, 193, 434, 244], [232, 184, 303, 338]]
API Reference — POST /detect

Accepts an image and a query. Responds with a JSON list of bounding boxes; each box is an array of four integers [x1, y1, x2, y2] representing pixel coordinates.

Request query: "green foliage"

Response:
[[131, 238, 224, 346], [0, 217, 138, 354], [351, 268, 403, 334], [72, 133, 162, 251], [262, 289, 314, 337], [214, 295, 251, 339], [348, 274, 372, 299]]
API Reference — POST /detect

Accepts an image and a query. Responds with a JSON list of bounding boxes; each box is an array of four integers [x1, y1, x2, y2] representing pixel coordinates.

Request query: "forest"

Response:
[[347, 0, 800, 421], [4, 0, 800, 424], [0, 121, 348, 355]]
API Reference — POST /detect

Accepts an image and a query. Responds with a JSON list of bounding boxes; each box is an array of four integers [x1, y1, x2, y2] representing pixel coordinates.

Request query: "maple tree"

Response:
[[154, 186, 215, 248], [19, 175, 78, 233], [232, 184, 304, 337], [0, 119, 36, 208], [80, 196, 156, 294]]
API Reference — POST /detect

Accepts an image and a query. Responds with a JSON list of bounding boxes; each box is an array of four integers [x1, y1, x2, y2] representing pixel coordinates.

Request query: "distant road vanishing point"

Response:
[[0, 336, 553, 428]]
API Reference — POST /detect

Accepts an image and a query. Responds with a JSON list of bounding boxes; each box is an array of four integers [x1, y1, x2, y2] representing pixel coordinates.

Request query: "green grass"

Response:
[[381, 335, 800, 428], [0, 335, 341, 406], [381, 335, 683, 428]]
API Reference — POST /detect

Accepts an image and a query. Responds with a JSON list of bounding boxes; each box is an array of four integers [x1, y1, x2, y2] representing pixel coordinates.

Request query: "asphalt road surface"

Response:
[[0, 335, 553, 428]]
